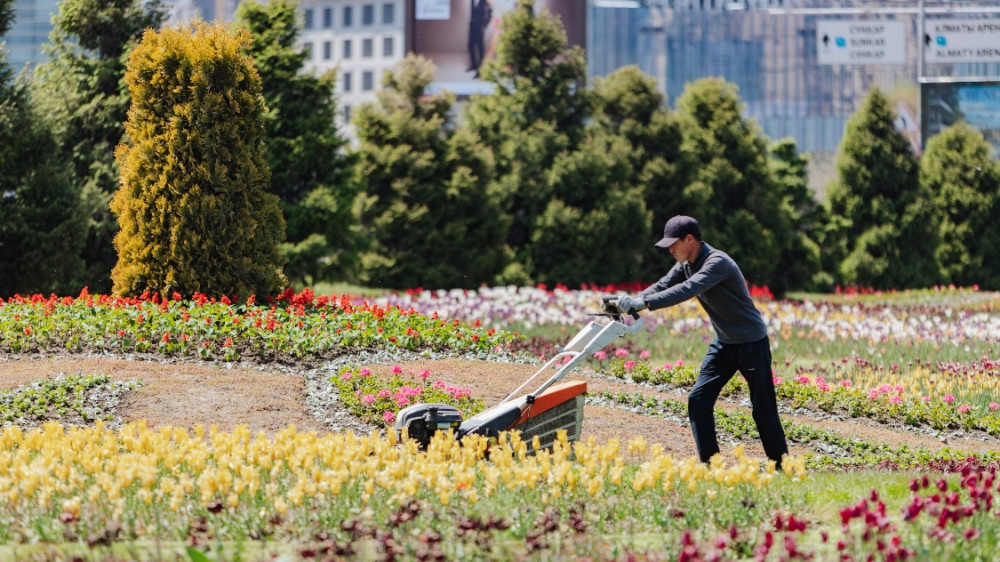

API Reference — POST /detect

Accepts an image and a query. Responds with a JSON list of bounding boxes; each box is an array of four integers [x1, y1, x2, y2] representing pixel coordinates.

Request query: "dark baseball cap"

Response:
[[655, 215, 701, 248]]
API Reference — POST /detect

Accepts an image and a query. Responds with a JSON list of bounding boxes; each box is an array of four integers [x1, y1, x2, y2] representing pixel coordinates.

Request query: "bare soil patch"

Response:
[[2, 355, 997, 462]]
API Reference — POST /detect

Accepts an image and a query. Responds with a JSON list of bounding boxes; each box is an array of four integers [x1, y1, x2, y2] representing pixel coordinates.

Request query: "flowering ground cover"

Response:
[[2, 285, 1000, 560]]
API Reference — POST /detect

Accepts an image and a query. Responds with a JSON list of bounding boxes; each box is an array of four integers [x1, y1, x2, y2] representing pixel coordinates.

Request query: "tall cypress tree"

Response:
[[592, 66, 687, 282], [464, 0, 648, 285], [827, 88, 936, 288], [0, 0, 86, 296], [672, 77, 790, 289], [111, 22, 286, 298], [353, 55, 507, 289], [234, 0, 358, 286], [922, 122, 1000, 288], [32, 0, 166, 293]]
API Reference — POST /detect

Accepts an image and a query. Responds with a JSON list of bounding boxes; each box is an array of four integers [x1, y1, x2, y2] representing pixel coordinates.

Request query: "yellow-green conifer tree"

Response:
[[111, 21, 286, 298]]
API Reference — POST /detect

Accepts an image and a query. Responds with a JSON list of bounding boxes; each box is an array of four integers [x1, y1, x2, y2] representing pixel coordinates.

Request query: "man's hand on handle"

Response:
[[615, 295, 646, 314]]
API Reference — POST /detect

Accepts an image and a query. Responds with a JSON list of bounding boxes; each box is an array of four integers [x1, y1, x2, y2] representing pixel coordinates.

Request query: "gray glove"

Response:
[[616, 294, 646, 314]]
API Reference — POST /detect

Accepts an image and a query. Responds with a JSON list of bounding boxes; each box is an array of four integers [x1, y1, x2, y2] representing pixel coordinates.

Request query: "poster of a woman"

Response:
[[411, 0, 584, 97]]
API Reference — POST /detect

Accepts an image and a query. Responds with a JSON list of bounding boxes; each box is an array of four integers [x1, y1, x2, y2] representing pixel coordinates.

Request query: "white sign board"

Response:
[[817, 21, 906, 65], [415, 0, 450, 20], [924, 20, 1000, 64]]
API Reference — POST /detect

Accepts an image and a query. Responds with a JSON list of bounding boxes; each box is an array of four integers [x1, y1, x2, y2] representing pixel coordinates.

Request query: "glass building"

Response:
[[587, 0, 1000, 156], [3, 0, 60, 73]]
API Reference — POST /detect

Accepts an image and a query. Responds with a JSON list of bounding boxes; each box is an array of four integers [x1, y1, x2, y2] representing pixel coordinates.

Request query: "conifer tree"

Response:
[[32, 0, 166, 292], [921, 122, 1000, 288], [464, 0, 648, 285], [0, 0, 86, 295], [353, 55, 506, 289], [111, 22, 286, 298], [592, 66, 688, 282], [827, 88, 936, 288], [672, 78, 789, 289], [234, 0, 359, 285], [768, 138, 829, 293]]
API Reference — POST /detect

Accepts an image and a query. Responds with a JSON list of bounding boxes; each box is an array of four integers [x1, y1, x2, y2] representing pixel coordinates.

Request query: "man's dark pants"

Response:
[[688, 336, 788, 466]]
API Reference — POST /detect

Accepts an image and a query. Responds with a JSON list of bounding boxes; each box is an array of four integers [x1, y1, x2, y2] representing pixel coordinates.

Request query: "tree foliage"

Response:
[[234, 0, 358, 286], [671, 78, 789, 289], [464, 0, 648, 285], [352, 55, 507, 289], [31, 0, 166, 293], [0, 0, 86, 296], [768, 138, 828, 293], [827, 88, 936, 289], [111, 22, 286, 298], [921, 121, 1000, 289], [592, 66, 687, 281]]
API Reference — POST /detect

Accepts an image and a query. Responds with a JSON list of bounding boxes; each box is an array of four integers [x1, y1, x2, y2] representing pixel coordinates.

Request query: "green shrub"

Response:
[[111, 20, 286, 299]]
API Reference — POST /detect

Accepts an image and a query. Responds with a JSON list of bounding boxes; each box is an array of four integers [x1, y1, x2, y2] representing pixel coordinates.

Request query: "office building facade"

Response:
[[587, 0, 1000, 155], [298, 0, 406, 126]]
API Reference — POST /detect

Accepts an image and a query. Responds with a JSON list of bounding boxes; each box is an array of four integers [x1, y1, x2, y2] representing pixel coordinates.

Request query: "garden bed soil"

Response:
[[1, 355, 997, 463]]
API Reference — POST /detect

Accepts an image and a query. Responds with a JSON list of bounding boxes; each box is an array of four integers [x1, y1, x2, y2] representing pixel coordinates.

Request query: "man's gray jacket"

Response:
[[639, 242, 767, 344]]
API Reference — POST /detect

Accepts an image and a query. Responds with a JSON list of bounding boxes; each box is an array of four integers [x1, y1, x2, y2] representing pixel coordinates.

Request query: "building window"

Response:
[[383, 36, 394, 58], [362, 71, 374, 91], [344, 106, 352, 122], [382, 3, 395, 25], [362, 4, 374, 25], [343, 5, 353, 27], [362, 38, 373, 58], [323, 41, 332, 60], [303, 8, 314, 29], [343, 72, 352, 92], [322, 7, 333, 28], [343, 39, 352, 59], [303, 42, 313, 59]]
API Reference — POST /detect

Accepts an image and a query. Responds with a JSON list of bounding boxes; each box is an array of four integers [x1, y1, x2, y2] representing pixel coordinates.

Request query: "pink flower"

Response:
[[662, 363, 673, 371], [377, 389, 392, 398], [341, 372, 352, 381], [494, 345, 503, 353], [361, 394, 375, 405], [989, 402, 998, 411], [624, 361, 636, 370], [593, 351, 606, 360], [839, 380, 852, 388], [867, 390, 879, 400], [615, 348, 629, 357], [392, 365, 403, 374], [360, 368, 371, 377], [419, 369, 431, 379], [958, 404, 971, 413], [944, 394, 955, 403], [639, 350, 651, 359], [383, 411, 395, 424], [795, 375, 811, 384], [673, 359, 684, 368], [396, 396, 410, 407], [923, 395, 932, 403], [773, 376, 783, 385], [890, 396, 902, 404], [433, 380, 446, 389]]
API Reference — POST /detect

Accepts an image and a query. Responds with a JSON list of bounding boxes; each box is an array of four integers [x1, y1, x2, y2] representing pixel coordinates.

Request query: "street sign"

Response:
[[817, 20, 906, 65], [924, 19, 1000, 64]]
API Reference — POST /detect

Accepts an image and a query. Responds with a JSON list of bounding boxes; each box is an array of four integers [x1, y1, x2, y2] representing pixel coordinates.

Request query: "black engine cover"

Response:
[[393, 403, 464, 449]]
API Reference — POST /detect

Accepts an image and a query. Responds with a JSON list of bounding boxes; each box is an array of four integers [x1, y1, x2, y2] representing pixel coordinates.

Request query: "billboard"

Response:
[[922, 81, 1000, 157], [409, 0, 586, 97]]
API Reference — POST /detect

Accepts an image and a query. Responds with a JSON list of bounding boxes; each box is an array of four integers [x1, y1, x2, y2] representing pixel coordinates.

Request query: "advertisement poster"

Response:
[[410, 0, 586, 97], [922, 81, 1000, 157]]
